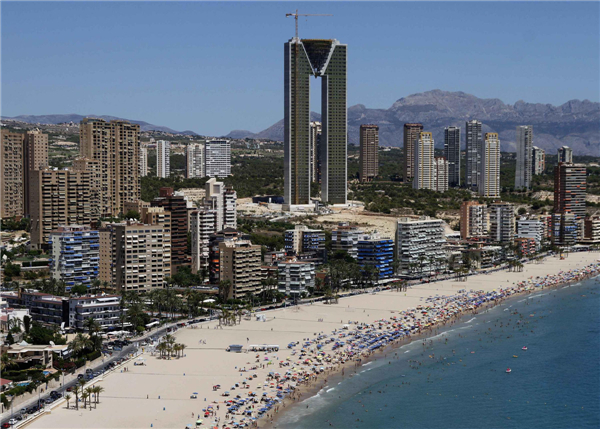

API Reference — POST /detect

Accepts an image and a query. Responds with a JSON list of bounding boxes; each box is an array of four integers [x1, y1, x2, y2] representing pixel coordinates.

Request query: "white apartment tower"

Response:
[[190, 209, 217, 272], [479, 133, 501, 198], [413, 132, 435, 190], [204, 178, 237, 231], [515, 125, 533, 190], [532, 146, 545, 175], [434, 157, 449, 192], [139, 146, 148, 177], [396, 217, 447, 275], [186, 143, 205, 178], [156, 140, 171, 178], [489, 202, 515, 243], [205, 140, 231, 178]]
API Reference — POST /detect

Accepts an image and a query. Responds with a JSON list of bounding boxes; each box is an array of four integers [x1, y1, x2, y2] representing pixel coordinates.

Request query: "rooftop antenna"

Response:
[[286, 9, 332, 39]]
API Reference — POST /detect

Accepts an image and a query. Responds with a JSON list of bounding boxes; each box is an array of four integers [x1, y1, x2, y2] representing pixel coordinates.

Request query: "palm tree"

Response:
[[65, 394, 72, 409], [0, 353, 16, 371], [69, 333, 92, 358], [85, 387, 95, 408], [73, 385, 80, 410], [94, 386, 104, 404], [179, 343, 186, 358], [81, 391, 89, 409]]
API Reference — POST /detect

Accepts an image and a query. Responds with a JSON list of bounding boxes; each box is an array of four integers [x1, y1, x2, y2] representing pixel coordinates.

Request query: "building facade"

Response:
[[551, 212, 578, 246], [190, 208, 217, 273], [277, 261, 315, 298], [186, 143, 205, 178], [79, 118, 140, 216], [460, 201, 488, 240], [554, 163, 587, 221], [403, 123, 423, 182], [532, 146, 545, 176], [516, 218, 544, 250], [331, 224, 363, 259], [310, 121, 322, 183], [359, 124, 379, 182], [219, 240, 262, 299], [49, 225, 99, 289], [68, 295, 123, 330], [23, 130, 49, 217], [465, 120, 482, 191], [489, 202, 515, 243], [1, 129, 24, 218], [396, 217, 446, 276], [515, 125, 533, 190], [479, 133, 501, 198], [356, 238, 394, 279], [284, 38, 347, 206], [205, 140, 231, 178], [413, 132, 435, 190], [557, 146, 573, 164], [156, 140, 170, 178], [434, 157, 449, 192], [139, 146, 148, 177], [284, 225, 325, 254], [204, 178, 237, 231], [444, 126, 461, 187]]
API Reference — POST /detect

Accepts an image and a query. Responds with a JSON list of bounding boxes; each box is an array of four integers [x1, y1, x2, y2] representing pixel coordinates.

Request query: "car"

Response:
[[66, 386, 72, 392], [77, 374, 84, 379], [45, 398, 54, 404], [85, 368, 93, 374], [8, 419, 18, 425], [50, 390, 60, 397], [2, 422, 12, 428]]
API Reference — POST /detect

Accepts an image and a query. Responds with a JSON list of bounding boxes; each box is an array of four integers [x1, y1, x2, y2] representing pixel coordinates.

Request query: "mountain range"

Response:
[[1, 114, 198, 136], [226, 90, 600, 156]]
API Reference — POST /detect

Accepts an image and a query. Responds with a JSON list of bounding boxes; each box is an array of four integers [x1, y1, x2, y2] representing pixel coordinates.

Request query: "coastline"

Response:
[[26, 251, 600, 429], [261, 255, 600, 429]]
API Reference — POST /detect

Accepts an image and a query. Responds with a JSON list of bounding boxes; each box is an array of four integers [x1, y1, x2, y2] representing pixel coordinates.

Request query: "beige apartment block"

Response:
[[219, 240, 261, 299], [359, 124, 379, 182], [1, 129, 24, 218], [403, 123, 423, 182], [80, 118, 140, 216], [23, 130, 49, 216]]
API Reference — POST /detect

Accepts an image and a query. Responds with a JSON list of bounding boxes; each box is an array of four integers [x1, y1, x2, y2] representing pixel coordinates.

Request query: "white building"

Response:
[[139, 146, 148, 177], [479, 133, 501, 198], [532, 146, 545, 175], [187, 143, 205, 178], [396, 217, 446, 276], [190, 209, 217, 273], [68, 295, 123, 330], [557, 146, 573, 164], [515, 125, 533, 190], [49, 225, 99, 290], [157, 140, 171, 178], [204, 178, 237, 231], [413, 132, 435, 190], [205, 140, 231, 178], [331, 224, 364, 259], [277, 261, 315, 298], [516, 218, 544, 250], [434, 157, 448, 192], [489, 202, 515, 243]]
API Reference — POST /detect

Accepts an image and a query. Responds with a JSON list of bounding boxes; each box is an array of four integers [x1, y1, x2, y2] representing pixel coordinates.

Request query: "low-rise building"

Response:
[[515, 237, 537, 257], [68, 295, 123, 330]]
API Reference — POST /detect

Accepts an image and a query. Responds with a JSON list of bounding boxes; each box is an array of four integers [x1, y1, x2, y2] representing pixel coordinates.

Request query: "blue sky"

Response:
[[2, 1, 598, 136]]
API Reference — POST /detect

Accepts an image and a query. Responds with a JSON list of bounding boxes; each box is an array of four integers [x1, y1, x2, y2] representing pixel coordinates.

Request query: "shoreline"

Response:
[[26, 251, 600, 429], [261, 257, 600, 429]]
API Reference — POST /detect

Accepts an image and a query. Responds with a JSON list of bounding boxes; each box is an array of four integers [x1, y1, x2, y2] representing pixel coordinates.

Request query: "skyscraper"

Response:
[[413, 132, 435, 190], [515, 125, 533, 190], [479, 133, 501, 198], [23, 130, 48, 217], [79, 118, 140, 216], [204, 178, 237, 231], [156, 140, 171, 178], [205, 140, 231, 178], [0, 129, 24, 218], [444, 126, 460, 187], [310, 121, 322, 183], [284, 38, 347, 206], [139, 146, 148, 177], [403, 123, 423, 182], [557, 146, 573, 164], [532, 146, 545, 175], [434, 157, 449, 192], [359, 124, 379, 182], [465, 120, 482, 190], [186, 143, 205, 178], [554, 162, 586, 221], [489, 202, 515, 243]]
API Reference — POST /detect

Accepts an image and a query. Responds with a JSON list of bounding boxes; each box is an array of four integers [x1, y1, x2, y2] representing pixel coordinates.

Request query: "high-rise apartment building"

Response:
[[284, 38, 347, 206], [434, 157, 449, 192], [190, 209, 217, 273], [396, 217, 446, 276], [532, 146, 545, 176], [444, 126, 461, 187], [413, 132, 435, 190], [219, 240, 262, 299], [0, 129, 24, 218], [460, 201, 488, 240], [186, 143, 205, 178], [23, 130, 49, 216], [357, 238, 394, 279], [205, 140, 231, 178], [208, 229, 249, 285], [516, 218, 544, 250], [139, 146, 148, 177], [79, 118, 140, 216], [29, 161, 101, 248], [479, 133, 501, 198], [551, 212, 578, 246], [285, 225, 325, 255], [557, 146, 573, 164], [204, 178, 237, 231], [151, 188, 192, 272], [156, 140, 171, 178], [465, 120, 482, 190], [49, 225, 99, 289], [310, 122, 322, 183], [359, 124, 379, 182], [489, 202, 515, 243], [403, 123, 423, 182], [515, 125, 533, 190], [105, 221, 172, 292], [277, 261, 315, 298], [554, 162, 586, 220]]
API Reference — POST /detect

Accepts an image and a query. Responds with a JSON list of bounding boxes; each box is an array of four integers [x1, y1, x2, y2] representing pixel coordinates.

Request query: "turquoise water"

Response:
[[277, 276, 600, 429]]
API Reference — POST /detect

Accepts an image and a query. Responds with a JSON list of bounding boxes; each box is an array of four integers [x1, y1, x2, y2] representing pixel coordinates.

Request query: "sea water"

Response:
[[277, 276, 600, 429]]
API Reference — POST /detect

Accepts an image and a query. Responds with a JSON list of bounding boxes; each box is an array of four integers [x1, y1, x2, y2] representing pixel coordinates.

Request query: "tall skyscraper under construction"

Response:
[[284, 38, 347, 206]]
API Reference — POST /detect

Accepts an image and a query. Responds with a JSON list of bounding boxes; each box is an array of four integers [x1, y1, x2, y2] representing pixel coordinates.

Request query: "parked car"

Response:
[[77, 374, 84, 380]]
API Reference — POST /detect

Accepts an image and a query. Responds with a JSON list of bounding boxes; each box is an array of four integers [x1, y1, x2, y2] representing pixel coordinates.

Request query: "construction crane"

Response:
[[286, 9, 332, 39]]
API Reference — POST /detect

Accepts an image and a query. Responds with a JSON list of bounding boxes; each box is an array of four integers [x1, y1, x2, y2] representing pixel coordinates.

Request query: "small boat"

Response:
[[506, 368, 512, 373], [513, 355, 518, 358], [522, 346, 528, 351]]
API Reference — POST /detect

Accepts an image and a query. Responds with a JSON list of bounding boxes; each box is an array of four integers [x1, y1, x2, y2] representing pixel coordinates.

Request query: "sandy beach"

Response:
[[28, 251, 600, 429]]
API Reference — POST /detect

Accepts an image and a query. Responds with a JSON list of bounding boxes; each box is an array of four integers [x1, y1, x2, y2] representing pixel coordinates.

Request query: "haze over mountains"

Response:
[[4, 91, 598, 155], [227, 90, 600, 156]]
